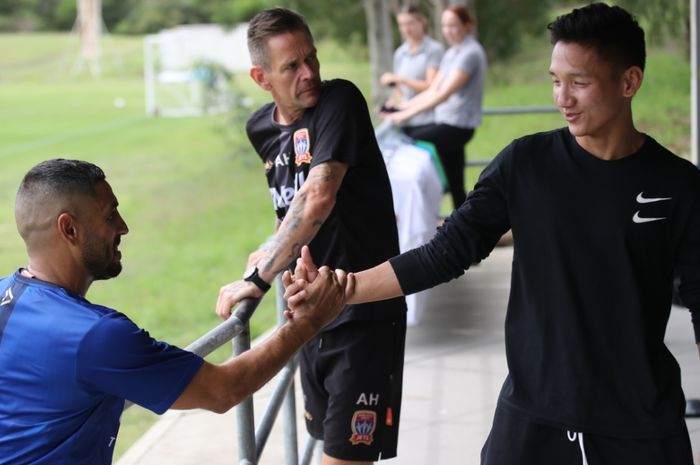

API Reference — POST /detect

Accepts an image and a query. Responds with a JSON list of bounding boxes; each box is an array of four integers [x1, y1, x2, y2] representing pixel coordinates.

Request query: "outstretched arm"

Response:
[[284, 246, 403, 308], [175, 266, 350, 413]]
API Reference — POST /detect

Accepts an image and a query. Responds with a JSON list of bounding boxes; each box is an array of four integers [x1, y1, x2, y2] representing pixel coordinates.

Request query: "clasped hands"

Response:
[[282, 245, 355, 320], [216, 246, 352, 332]]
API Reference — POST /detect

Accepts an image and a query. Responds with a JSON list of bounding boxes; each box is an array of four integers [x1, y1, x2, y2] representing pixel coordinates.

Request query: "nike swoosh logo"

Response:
[[632, 211, 666, 224], [636, 192, 672, 204]]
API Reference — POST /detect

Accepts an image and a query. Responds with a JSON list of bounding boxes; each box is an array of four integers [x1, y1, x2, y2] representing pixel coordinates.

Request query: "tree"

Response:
[[364, 0, 394, 105], [617, 0, 690, 49]]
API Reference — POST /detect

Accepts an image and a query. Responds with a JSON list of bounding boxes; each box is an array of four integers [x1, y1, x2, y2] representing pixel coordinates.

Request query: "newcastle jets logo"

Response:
[[1, 288, 13, 306], [633, 191, 671, 224], [349, 410, 376, 446], [293, 128, 312, 166]]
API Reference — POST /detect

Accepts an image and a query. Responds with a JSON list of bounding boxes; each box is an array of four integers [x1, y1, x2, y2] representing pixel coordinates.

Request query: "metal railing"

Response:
[[123, 276, 315, 465]]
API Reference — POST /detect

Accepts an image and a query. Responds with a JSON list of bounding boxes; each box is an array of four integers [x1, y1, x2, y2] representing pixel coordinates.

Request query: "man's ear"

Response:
[[621, 66, 643, 98], [57, 212, 79, 245], [250, 65, 272, 91]]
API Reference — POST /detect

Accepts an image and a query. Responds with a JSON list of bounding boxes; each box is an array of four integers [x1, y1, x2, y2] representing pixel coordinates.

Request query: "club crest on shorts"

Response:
[[293, 128, 312, 166], [349, 410, 376, 446]]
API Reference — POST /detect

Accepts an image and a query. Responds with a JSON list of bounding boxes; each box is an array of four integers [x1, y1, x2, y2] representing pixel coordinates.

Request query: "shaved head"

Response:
[[15, 159, 106, 252]]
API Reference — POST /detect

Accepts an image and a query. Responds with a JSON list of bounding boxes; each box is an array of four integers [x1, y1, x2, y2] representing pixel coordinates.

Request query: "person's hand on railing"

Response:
[[216, 279, 265, 320]]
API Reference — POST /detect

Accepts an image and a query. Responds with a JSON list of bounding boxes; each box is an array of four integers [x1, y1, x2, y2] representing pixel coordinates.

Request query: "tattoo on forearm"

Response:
[[261, 163, 338, 274], [315, 163, 336, 182]]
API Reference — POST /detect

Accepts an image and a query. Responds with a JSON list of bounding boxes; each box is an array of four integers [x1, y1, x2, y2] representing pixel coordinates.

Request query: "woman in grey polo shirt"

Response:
[[380, 4, 444, 129], [383, 4, 486, 209]]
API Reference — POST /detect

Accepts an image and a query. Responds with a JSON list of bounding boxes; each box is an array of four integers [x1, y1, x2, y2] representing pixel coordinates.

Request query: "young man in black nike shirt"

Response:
[[285, 3, 700, 464], [215, 8, 406, 465]]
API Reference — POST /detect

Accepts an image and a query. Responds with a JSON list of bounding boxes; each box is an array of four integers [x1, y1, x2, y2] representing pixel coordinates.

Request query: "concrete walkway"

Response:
[[117, 245, 700, 465]]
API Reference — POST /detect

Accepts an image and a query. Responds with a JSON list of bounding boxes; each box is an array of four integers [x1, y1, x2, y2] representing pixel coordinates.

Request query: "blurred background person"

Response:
[[383, 4, 486, 209], [380, 3, 444, 131]]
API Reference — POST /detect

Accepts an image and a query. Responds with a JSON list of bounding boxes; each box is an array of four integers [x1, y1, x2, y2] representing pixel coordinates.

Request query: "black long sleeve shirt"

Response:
[[391, 128, 700, 438]]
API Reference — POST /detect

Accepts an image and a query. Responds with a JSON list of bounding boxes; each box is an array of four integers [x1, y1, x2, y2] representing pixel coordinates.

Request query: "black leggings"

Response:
[[403, 123, 475, 209]]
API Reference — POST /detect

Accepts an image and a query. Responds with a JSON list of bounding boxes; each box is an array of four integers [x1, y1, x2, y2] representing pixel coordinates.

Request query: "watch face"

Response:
[[243, 266, 256, 279]]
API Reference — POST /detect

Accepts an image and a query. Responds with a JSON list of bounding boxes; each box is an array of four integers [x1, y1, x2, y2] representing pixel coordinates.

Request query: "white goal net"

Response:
[[144, 23, 251, 117]]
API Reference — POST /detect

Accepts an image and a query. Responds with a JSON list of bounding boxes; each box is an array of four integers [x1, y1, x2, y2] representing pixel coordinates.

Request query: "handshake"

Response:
[[216, 245, 400, 331], [282, 246, 356, 322]]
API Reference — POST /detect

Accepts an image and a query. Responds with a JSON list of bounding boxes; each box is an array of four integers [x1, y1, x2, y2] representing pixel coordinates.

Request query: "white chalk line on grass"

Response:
[[0, 115, 147, 159]]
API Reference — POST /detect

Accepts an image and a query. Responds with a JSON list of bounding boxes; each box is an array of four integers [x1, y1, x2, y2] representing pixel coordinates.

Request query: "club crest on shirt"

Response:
[[293, 128, 312, 166], [349, 410, 376, 446], [264, 160, 273, 171]]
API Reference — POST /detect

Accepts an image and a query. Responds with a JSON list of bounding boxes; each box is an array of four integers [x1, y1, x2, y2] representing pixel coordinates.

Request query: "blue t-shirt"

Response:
[[0, 272, 204, 464]]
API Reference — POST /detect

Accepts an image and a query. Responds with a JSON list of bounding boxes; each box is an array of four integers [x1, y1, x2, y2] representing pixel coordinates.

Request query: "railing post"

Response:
[[276, 277, 299, 465], [234, 322, 256, 465], [300, 436, 320, 465]]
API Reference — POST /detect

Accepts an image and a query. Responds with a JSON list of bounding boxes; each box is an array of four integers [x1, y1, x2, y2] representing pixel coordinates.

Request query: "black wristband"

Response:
[[243, 266, 271, 292]]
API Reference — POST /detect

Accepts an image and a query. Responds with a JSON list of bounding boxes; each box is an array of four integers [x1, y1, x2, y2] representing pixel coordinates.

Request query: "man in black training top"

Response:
[[215, 7, 406, 465], [286, 3, 700, 464]]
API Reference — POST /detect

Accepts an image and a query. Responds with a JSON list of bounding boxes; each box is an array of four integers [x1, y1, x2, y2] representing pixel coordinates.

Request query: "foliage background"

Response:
[[0, 0, 692, 61]]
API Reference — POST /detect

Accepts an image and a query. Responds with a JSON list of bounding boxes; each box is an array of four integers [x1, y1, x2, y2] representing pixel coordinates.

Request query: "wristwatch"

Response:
[[243, 266, 271, 292]]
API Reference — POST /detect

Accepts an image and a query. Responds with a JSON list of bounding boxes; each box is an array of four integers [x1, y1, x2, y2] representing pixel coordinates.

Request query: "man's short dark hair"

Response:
[[18, 158, 106, 199], [548, 2, 645, 72], [247, 7, 312, 69]]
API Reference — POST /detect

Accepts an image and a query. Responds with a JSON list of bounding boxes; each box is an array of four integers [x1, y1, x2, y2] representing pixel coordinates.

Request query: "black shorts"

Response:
[[300, 319, 406, 461], [481, 405, 694, 465]]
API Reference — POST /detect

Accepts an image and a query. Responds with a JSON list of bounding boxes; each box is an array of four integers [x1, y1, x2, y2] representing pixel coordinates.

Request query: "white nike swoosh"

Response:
[[632, 211, 666, 224], [636, 192, 672, 204]]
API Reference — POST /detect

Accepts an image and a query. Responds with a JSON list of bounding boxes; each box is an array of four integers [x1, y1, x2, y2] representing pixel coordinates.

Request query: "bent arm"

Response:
[[257, 160, 347, 282], [216, 161, 347, 319], [392, 69, 469, 123], [401, 66, 440, 94]]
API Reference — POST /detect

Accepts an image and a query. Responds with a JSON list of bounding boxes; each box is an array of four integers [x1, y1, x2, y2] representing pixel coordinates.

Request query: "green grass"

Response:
[[0, 32, 691, 460]]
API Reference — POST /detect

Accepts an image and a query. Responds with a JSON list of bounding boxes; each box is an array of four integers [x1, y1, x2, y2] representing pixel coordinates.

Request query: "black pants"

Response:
[[403, 123, 475, 209], [481, 405, 694, 465]]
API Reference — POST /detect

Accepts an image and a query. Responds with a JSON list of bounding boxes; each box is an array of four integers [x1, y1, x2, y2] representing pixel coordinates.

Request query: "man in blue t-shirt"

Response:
[[0, 158, 349, 465]]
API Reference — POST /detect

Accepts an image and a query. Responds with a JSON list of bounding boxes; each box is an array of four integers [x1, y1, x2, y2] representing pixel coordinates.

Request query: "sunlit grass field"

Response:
[[0, 31, 691, 460]]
